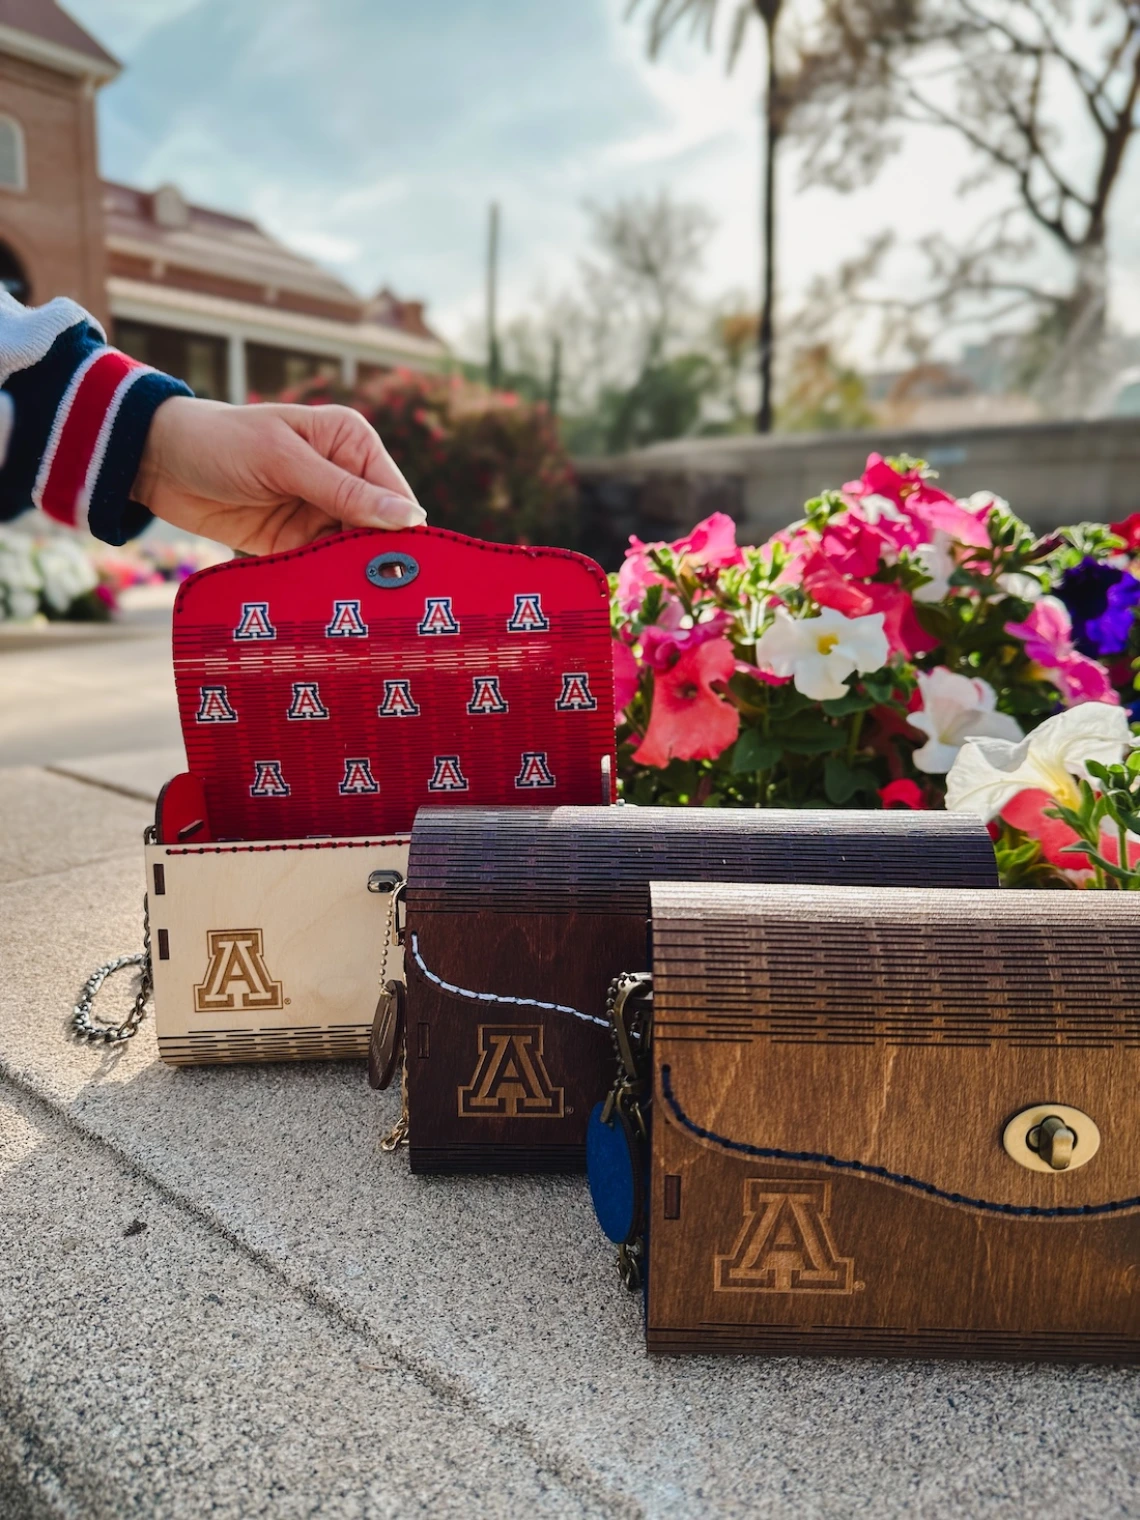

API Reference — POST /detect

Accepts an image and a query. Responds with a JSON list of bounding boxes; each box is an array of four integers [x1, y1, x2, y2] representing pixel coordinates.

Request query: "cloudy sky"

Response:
[[69, 0, 1140, 358]]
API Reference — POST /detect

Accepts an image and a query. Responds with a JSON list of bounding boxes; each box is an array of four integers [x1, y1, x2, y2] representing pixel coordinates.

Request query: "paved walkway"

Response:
[[0, 634, 1138, 1517]]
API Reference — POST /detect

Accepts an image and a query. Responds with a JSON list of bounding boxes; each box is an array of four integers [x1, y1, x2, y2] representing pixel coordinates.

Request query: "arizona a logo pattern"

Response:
[[515, 751, 555, 788], [339, 757, 379, 795], [378, 679, 421, 717], [458, 1024, 564, 1118], [250, 760, 290, 797], [507, 593, 550, 632], [418, 596, 460, 636], [233, 602, 276, 640], [555, 672, 597, 711], [715, 1179, 855, 1294], [467, 675, 509, 715], [325, 599, 367, 638], [428, 755, 469, 792], [194, 928, 283, 1012], [196, 685, 238, 723], [287, 682, 330, 720]]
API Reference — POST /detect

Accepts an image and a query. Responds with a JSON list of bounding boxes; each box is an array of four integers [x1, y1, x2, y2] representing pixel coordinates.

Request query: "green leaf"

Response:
[[730, 729, 781, 774], [821, 690, 875, 716], [861, 673, 896, 705], [823, 756, 879, 805], [1127, 750, 1140, 775]]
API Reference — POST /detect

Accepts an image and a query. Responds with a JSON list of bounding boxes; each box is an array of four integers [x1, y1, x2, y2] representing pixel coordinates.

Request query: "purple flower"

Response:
[[1056, 558, 1140, 656]]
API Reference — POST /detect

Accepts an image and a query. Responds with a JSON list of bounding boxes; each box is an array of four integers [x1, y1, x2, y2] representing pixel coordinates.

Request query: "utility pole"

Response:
[[486, 201, 501, 390], [756, 0, 783, 434]]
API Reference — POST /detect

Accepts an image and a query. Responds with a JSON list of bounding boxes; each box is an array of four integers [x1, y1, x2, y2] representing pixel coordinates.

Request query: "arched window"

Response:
[[0, 116, 25, 192], [0, 244, 30, 303]]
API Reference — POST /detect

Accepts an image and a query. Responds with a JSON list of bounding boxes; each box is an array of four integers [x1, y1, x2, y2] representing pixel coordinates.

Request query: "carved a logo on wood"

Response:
[[458, 1024, 565, 1119], [715, 1179, 855, 1294], [194, 929, 284, 1013]]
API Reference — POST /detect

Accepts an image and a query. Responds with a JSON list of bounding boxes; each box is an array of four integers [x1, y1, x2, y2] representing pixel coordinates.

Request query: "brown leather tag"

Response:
[[368, 980, 406, 1090]]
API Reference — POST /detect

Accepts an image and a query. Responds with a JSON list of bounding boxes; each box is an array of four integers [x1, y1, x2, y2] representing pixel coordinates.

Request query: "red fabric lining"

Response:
[[173, 527, 616, 840]]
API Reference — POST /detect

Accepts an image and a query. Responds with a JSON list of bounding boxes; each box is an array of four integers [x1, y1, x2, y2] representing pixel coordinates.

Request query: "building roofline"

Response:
[[0, 19, 118, 82], [107, 277, 449, 366]]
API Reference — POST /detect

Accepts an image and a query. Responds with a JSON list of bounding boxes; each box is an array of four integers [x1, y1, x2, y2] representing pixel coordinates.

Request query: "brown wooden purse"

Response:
[[606, 881, 1140, 1362], [397, 805, 997, 1173]]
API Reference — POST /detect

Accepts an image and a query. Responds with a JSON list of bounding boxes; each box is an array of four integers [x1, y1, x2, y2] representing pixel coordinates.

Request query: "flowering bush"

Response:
[[283, 369, 578, 547], [612, 454, 1140, 888], [0, 526, 219, 623], [0, 527, 104, 622]]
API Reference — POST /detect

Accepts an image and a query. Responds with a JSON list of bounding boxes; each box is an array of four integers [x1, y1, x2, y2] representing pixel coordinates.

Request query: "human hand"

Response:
[[132, 397, 426, 554]]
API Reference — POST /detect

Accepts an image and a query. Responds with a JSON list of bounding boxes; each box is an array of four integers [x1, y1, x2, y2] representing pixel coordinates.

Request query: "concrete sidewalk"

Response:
[[0, 764, 1138, 1518]]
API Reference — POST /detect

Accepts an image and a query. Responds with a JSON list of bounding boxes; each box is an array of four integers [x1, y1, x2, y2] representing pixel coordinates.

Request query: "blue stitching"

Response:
[[660, 1065, 1140, 1219], [409, 933, 609, 1027]]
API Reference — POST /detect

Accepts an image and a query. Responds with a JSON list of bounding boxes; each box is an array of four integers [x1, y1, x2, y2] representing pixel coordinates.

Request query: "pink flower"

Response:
[[817, 515, 883, 579], [1112, 513, 1140, 551], [612, 639, 640, 720], [1001, 788, 1095, 876], [617, 512, 745, 615], [638, 611, 732, 671], [844, 453, 990, 550], [632, 638, 740, 768], [1005, 596, 1120, 707], [879, 779, 927, 810], [863, 582, 939, 659], [668, 512, 746, 572], [801, 551, 874, 618]]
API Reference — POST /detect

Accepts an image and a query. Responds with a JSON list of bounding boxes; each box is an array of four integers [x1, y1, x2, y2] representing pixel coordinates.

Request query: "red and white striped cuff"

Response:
[[32, 348, 153, 532]]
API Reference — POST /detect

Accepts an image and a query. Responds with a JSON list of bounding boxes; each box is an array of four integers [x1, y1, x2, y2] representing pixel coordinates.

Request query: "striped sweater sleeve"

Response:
[[0, 291, 192, 545]]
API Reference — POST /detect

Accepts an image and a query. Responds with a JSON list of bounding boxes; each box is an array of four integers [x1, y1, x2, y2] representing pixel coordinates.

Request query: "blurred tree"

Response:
[[793, 0, 1140, 409], [778, 342, 875, 430], [628, 0, 791, 434]]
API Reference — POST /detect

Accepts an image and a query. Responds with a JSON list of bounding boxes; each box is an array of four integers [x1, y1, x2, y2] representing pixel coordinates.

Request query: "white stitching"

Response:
[[409, 932, 608, 1027]]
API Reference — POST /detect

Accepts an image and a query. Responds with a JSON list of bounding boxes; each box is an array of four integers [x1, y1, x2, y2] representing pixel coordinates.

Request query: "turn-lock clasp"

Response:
[[1027, 1114, 1076, 1170], [1003, 1103, 1100, 1174]]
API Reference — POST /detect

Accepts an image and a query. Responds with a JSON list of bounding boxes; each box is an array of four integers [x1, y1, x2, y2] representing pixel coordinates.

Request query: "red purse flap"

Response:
[[172, 527, 616, 840]]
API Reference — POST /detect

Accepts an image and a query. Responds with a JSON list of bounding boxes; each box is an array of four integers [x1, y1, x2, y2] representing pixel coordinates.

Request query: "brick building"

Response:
[[0, 0, 447, 402]]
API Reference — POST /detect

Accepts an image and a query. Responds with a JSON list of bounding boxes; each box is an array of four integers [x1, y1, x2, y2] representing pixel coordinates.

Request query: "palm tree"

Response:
[[628, 0, 785, 433]]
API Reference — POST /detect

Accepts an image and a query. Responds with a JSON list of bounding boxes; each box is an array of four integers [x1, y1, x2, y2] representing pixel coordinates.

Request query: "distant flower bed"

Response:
[[283, 367, 578, 547], [0, 526, 220, 624], [612, 452, 1140, 888]]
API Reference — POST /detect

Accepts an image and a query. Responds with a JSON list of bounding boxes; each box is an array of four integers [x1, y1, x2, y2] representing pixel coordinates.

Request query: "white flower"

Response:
[[996, 571, 1043, 602], [755, 606, 889, 701], [912, 531, 955, 603], [962, 490, 1009, 518], [946, 701, 1133, 822], [0, 530, 42, 622], [856, 493, 907, 525], [36, 537, 97, 612], [909, 668, 1022, 774]]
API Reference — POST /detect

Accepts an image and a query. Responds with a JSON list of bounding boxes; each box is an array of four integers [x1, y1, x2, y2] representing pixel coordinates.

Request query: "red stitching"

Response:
[[173, 526, 609, 619], [164, 837, 408, 856]]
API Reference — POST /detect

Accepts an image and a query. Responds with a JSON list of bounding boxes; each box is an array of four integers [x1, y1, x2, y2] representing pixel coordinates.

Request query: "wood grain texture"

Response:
[[404, 807, 997, 1173], [147, 836, 408, 1066], [646, 882, 1140, 1361]]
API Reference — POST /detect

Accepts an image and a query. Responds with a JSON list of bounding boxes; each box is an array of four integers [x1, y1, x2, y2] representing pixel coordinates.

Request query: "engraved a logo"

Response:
[[325, 598, 367, 638], [467, 675, 509, 715], [555, 672, 597, 712], [233, 601, 276, 641], [196, 684, 238, 723], [378, 678, 421, 717], [506, 592, 550, 633], [418, 596, 460, 636], [458, 1024, 564, 1119], [194, 929, 283, 1012], [714, 1179, 854, 1295]]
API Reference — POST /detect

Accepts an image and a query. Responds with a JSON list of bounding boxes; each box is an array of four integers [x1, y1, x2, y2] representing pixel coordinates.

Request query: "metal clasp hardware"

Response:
[[1002, 1103, 1100, 1174], [367, 870, 406, 943]]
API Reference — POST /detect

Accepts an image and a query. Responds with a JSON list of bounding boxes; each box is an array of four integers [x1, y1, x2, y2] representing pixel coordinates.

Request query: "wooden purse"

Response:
[[399, 805, 998, 1172], [591, 881, 1140, 1362], [76, 528, 615, 1062]]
